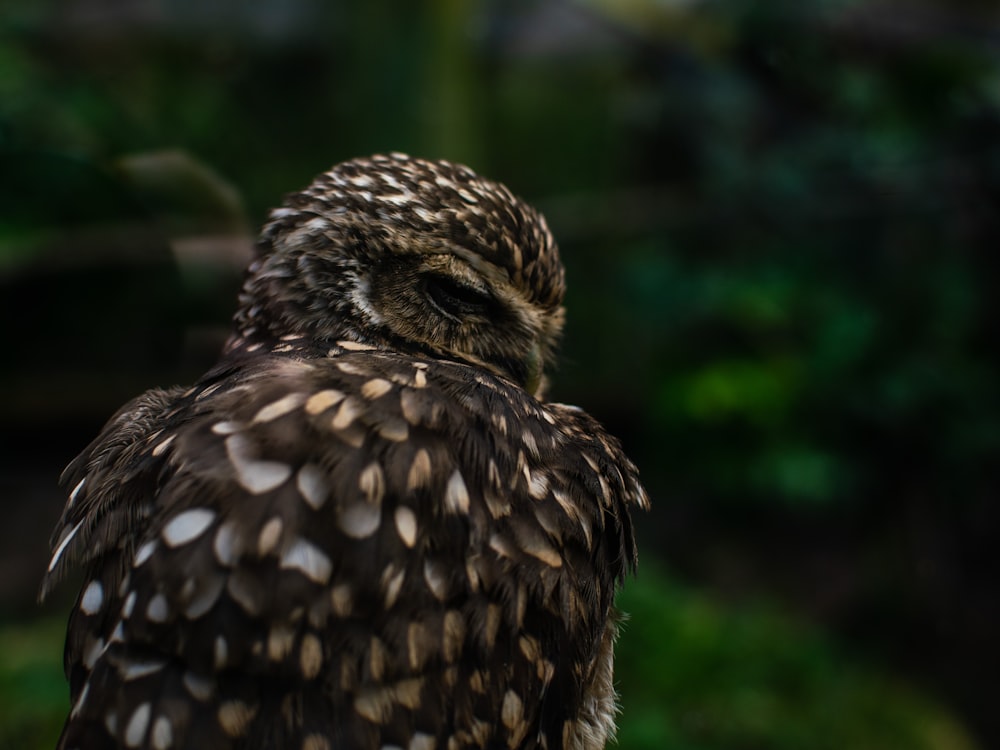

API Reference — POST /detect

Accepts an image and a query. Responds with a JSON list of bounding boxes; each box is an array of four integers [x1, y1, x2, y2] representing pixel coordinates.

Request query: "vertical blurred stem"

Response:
[[341, 0, 480, 164], [422, 0, 480, 166]]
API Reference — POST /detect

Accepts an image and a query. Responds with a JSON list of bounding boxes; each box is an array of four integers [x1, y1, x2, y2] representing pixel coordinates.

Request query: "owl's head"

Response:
[[232, 153, 566, 396]]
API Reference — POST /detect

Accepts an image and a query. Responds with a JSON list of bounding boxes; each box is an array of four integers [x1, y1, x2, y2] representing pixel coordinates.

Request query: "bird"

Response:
[[41, 153, 649, 750]]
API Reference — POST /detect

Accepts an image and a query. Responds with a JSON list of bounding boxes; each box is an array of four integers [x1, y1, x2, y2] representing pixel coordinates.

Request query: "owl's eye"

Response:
[[424, 274, 495, 319]]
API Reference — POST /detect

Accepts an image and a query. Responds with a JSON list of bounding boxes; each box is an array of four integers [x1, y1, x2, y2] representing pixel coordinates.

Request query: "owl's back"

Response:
[[47, 345, 644, 749]]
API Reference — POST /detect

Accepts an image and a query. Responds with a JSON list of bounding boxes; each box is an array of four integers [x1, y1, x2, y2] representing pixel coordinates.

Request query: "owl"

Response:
[[41, 153, 648, 750]]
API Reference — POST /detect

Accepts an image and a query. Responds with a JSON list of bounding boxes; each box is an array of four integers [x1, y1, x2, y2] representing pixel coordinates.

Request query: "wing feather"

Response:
[[45, 351, 644, 749]]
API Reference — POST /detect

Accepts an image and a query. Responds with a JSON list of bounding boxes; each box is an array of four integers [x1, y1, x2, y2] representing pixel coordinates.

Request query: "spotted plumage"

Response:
[[42, 153, 648, 749]]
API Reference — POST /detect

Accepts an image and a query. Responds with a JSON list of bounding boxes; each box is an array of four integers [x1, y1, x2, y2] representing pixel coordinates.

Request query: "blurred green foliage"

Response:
[[0, 619, 67, 750], [2, 0, 998, 746], [616, 567, 977, 750]]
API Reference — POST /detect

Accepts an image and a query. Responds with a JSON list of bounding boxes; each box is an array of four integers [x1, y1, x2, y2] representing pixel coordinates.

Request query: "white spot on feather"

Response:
[[48, 519, 83, 573], [184, 574, 225, 618], [521, 430, 538, 458], [211, 420, 242, 435], [280, 538, 332, 584], [71, 681, 90, 718], [376, 417, 409, 442], [296, 464, 329, 510], [225, 434, 292, 494], [83, 636, 105, 669], [267, 625, 295, 661], [80, 580, 103, 615], [423, 560, 448, 601], [305, 389, 345, 415], [257, 516, 283, 556], [381, 565, 405, 609], [354, 687, 393, 723], [252, 392, 305, 424], [162, 508, 216, 547], [331, 397, 363, 430], [359, 462, 385, 505], [406, 449, 432, 491], [300, 633, 324, 680], [151, 434, 176, 456], [394, 506, 417, 547], [338, 502, 381, 539], [214, 636, 228, 669], [151, 716, 173, 750], [217, 700, 257, 737], [444, 470, 470, 515], [361, 378, 392, 400], [124, 702, 151, 748], [337, 339, 377, 351], [133, 540, 157, 567], [213, 522, 240, 566], [183, 671, 214, 701], [336, 360, 368, 376], [527, 470, 549, 500], [68, 477, 86, 507], [522, 533, 562, 568], [122, 660, 166, 681], [146, 594, 169, 622], [501, 690, 523, 729], [331, 584, 353, 617]]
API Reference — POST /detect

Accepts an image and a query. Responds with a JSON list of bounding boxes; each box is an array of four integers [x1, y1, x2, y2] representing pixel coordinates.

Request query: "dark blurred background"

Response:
[[1, 1, 998, 748]]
